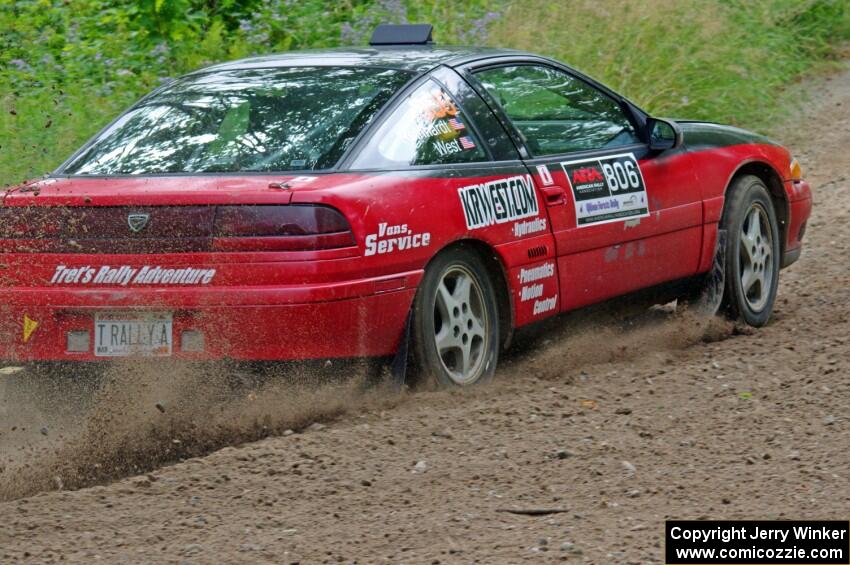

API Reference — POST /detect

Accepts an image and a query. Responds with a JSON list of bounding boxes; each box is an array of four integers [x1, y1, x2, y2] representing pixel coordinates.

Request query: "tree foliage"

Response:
[[1, 0, 847, 185], [0, 0, 498, 184]]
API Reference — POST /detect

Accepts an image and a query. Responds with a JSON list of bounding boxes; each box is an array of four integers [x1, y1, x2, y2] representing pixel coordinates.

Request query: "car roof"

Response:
[[196, 46, 531, 76]]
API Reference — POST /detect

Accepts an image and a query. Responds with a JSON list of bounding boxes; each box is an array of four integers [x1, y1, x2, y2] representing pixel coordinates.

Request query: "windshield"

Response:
[[60, 66, 413, 175]]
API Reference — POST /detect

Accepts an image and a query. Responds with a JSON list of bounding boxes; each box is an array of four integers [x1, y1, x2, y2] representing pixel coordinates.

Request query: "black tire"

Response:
[[410, 247, 500, 387], [721, 175, 781, 326]]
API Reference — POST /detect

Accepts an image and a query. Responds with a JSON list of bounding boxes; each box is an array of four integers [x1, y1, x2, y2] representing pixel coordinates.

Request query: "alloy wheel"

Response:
[[432, 266, 489, 385], [739, 202, 774, 312]]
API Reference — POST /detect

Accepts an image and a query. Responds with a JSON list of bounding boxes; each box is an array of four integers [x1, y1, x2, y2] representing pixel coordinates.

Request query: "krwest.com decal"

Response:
[[458, 174, 540, 230], [561, 153, 649, 227]]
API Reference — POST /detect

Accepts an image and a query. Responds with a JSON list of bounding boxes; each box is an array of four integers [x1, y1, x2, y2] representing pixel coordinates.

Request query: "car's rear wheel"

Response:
[[721, 175, 781, 326], [410, 247, 499, 387]]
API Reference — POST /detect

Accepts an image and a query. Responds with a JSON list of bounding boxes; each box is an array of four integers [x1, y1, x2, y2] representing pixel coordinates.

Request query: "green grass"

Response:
[[0, 0, 495, 186], [1, 0, 849, 186], [488, 0, 850, 131]]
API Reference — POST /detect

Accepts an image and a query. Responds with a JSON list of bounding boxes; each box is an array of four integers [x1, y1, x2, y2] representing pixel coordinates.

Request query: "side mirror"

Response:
[[647, 117, 683, 151]]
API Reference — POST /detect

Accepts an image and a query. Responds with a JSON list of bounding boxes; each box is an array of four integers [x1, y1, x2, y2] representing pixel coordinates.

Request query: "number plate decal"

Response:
[[94, 313, 173, 357], [561, 152, 649, 227]]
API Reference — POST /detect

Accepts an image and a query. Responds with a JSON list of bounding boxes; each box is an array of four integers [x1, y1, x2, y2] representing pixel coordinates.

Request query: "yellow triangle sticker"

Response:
[[23, 314, 39, 344]]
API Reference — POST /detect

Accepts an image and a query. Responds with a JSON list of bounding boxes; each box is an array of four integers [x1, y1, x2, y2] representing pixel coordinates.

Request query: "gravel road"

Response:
[[0, 65, 848, 564]]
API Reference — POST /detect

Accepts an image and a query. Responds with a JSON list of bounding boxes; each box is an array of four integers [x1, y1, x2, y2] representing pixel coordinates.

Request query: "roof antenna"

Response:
[[369, 24, 434, 46]]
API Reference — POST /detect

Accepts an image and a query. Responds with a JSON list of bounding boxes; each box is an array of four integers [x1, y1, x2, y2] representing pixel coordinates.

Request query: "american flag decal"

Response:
[[459, 136, 476, 150], [448, 118, 465, 131]]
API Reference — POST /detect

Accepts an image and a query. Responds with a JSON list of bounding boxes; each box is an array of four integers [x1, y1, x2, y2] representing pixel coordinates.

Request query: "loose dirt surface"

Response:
[[1, 66, 848, 564]]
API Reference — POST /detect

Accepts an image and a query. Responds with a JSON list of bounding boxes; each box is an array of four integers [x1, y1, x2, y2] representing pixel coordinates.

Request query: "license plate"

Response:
[[94, 313, 173, 357]]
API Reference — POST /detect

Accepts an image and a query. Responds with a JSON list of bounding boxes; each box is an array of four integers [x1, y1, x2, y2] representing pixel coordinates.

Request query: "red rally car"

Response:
[[0, 24, 812, 386]]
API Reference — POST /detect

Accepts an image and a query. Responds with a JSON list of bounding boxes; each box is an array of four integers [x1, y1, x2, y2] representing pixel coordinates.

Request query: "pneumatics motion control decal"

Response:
[[561, 153, 649, 227]]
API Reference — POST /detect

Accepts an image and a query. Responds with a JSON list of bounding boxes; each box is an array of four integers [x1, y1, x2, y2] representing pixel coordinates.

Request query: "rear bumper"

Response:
[[0, 273, 420, 362]]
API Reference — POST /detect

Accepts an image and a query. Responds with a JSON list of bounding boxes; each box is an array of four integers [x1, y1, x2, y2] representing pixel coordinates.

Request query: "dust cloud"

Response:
[[0, 300, 734, 501], [501, 299, 736, 381], [0, 359, 402, 501]]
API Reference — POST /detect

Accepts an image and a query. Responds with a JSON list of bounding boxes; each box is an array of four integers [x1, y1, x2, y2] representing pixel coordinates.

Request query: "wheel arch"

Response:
[[725, 160, 789, 255], [423, 238, 515, 349]]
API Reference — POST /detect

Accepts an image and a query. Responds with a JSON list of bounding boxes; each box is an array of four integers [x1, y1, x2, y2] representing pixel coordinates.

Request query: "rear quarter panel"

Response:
[[292, 166, 560, 328]]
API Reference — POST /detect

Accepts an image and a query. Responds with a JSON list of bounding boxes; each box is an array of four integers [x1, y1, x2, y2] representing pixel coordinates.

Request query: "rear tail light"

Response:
[[0, 204, 355, 253], [212, 205, 355, 251], [0, 208, 63, 238]]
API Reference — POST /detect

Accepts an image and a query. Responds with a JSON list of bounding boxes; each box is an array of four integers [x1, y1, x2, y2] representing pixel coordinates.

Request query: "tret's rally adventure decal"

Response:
[[561, 153, 649, 227], [50, 265, 216, 286], [458, 174, 540, 230]]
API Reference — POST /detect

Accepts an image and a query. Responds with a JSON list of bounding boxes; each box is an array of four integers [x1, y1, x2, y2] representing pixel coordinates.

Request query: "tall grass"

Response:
[[0, 0, 497, 186], [1, 0, 848, 186], [488, 0, 850, 130]]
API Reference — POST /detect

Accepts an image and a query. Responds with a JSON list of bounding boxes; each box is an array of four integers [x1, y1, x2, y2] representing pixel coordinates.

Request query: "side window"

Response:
[[474, 65, 640, 156], [350, 79, 487, 169]]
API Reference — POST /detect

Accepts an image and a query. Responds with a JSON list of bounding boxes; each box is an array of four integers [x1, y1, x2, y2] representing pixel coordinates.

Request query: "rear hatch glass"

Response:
[[59, 66, 413, 176]]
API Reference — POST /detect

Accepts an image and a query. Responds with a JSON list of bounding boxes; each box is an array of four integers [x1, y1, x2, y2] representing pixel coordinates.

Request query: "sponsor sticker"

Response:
[[365, 222, 431, 256], [518, 261, 555, 284], [561, 153, 649, 227], [431, 131, 477, 156], [408, 86, 481, 160], [536, 164, 554, 186], [422, 90, 458, 121], [22, 314, 38, 343], [447, 118, 465, 131], [532, 295, 557, 315], [417, 119, 453, 143], [432, 137, 463, 157], [458, 174, 540, 230], [520, 283, 544, 302], [514, 261, 558, 321], [513, 217, 547, 238], [49, 265, 216, 286]]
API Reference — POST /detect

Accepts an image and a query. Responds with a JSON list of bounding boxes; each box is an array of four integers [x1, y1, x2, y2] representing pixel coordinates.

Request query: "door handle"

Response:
[[540, 185, 567, 206]]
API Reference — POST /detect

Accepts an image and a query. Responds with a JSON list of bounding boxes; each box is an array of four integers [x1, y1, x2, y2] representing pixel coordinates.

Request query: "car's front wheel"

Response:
[[410, 247, 499, 387], [721, 175, 781, 326]]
